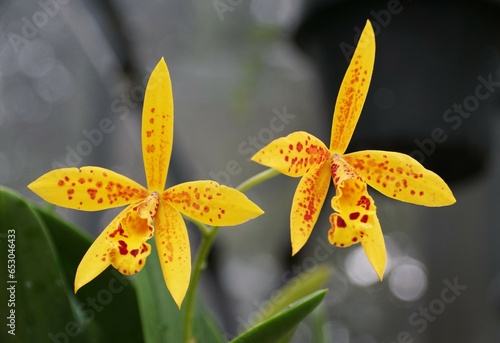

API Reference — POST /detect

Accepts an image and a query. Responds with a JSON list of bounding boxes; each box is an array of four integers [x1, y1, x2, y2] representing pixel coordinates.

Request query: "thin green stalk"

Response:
[[182, 168, 280, 342], [183, 224, 219, 342], [236, 168, 280, 193]]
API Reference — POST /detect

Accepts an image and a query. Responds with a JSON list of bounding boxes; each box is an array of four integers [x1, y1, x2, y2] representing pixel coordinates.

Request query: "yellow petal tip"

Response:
[[375, 267, 385, 282], [74, 279, 84, 294]]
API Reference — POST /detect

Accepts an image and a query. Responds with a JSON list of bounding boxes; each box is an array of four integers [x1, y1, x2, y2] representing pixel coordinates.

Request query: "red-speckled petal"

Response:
[[163, 181, 264, 226], [251, 131, 330, 177], [28, 167, 148, 211], [328, 155, 386, 279], [344, 150, 456, 206], [330, 20, 375, 154], [142, 58, 174, 191], [290, 162, 331, 255], [155, 202, 190, 308], [75, 193, 159, 292]]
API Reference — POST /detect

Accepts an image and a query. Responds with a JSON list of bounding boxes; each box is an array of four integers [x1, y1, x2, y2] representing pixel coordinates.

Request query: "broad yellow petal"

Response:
[[142, 58, 174, 191], [251, 131, 330, 177], [344, 150, 456, 206], [330, 20, 375, 154], [155, 202, 191, 308], [290, 162, 331, 255], [28, 167, 148, 211], [74, 194, 159, 292], [328, 155, 386, 279], [163, 181, 264, 226]]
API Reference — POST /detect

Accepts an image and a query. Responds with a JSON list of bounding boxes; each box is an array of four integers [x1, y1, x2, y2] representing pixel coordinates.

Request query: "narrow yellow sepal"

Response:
[[290, 162, 331, 255], [360, 214, 386, 280], [154, 202, 191, 308], [28, 166, 147, 211], [163, 180, 264, 226], [251, 131, 330, 177], [142, 58, 174, 191], [330, 20, 375, 154], [344, 150, 456, 206]]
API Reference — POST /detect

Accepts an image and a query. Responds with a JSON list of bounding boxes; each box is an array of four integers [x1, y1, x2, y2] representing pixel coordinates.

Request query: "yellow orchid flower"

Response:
[[251, 20, 455, 279], [28, 58, 263, 307]]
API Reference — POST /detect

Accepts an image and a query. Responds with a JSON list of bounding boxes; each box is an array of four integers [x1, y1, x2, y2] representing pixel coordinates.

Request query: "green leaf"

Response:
[[229, 289, 328, 343], [239, 264, 331, 343], [134, 242, 225, 343], [259, 264, 331, 322], [0, 186, 144, 343], [0, 186, 88, 343], [36, 205, 144, 343]]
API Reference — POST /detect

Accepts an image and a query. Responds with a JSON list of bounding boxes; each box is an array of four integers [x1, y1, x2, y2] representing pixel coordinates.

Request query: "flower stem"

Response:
[[182, 168, 279, 342], [182, 224, 219, 343], [236, 168, 280, 193]]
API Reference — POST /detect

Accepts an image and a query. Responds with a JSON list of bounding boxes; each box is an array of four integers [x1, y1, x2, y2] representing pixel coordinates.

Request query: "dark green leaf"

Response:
[[0, 186, 144, 343], [230, 289, 328, 343], [0, 187, 89, 343], [36, 205, 144, 343]]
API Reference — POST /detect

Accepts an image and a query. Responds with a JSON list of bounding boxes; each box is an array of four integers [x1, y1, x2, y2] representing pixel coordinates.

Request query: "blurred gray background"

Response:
[[2, 0, 500, 342]]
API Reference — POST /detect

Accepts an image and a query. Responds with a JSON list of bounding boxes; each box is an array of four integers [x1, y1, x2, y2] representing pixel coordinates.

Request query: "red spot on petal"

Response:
[[96, 181, 103, 188], [150, 118, 154, 124], [349, 212, 360, 220], [97, 198, 103, 204], [360, 215, 368, 223], [109, 225, 125, 238], [357, 196, 371, 210], [296, 142, 303, 152], [336, 216, 347, 228], [151, 107, 155, 113], [78, 178, 85, 184], [130, 249, 139, 257], [352, 237, 358, 242], [58, 180, 65, 186], [118, 240, 128, 255], [87, 188, 97, 200], [64, 176, 70, 181]]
